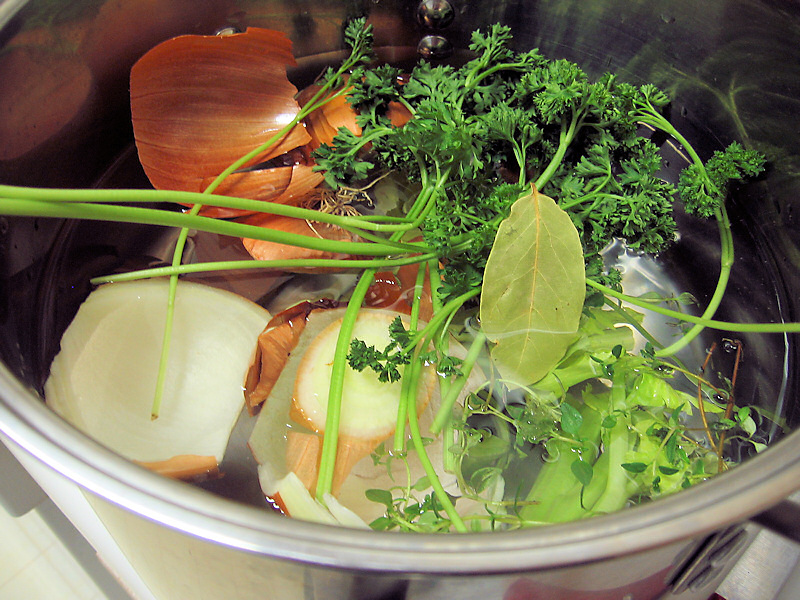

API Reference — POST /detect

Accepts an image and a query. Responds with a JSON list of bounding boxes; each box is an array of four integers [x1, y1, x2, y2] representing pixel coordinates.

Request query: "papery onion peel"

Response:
[[244, 299, 339, 415], [238, 212, 356, 268], [130, 27, 311, 200]]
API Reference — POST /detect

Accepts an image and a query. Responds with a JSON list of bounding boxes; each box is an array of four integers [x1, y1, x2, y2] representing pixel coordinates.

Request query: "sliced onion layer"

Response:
[[291, 309, 435, 440], [45, 279, 271, 478]]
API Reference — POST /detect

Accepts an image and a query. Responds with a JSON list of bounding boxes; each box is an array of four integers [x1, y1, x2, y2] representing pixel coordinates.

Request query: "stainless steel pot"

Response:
[[2, 1, 800, 599]]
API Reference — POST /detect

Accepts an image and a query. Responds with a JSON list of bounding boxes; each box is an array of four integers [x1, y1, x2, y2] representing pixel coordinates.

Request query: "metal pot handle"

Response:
[[750, 497, 800, 545]]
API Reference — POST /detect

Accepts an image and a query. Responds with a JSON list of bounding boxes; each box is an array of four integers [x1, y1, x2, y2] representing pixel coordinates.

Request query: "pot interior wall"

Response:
[[1, 0, 800, 595]]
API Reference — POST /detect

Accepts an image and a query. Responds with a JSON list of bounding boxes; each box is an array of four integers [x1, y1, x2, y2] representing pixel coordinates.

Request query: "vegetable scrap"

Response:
[[44, 279, 271, 480], [1, 19, 793, 533]]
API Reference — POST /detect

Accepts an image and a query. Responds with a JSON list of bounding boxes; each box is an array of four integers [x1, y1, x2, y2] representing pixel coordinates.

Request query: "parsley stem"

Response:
[[400, 289, 480, 356], [404, 353, 468, 532], [657, 205, 734, 357], [630, 101, 737, 358], [466, 59, 536, 91], [424, 259, 458, 472], [633, 104, 704, 168], [430, 331, 486, 434], [316, 268, 377, 500], [534, 115, 580, 190], [427, 259, 444, 315], [409, 261, 427, 328], [587, 279, 800, 334], [90, 254, 437, 285], [392, 367, 414, 455], [0, 199, 408, 257], [392, 263, 429, 453]]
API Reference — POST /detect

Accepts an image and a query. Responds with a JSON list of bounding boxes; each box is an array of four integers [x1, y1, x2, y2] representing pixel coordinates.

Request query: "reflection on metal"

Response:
[[417, 34, 453, 59], [417, 0, 455, 29], [215, 26, 243, 36], [716, 524, 800, 600], [669, 526, 750, 594]]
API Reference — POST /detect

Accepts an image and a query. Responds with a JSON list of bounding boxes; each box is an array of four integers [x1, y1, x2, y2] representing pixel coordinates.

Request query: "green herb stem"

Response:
[[150, 203, 201, 418], [0, 183, 427, 234], [404, 354, 468, 532], [430, 331, 486, 434], [587, 279, 800, 334], [534, 115, 580, 190], [634, 106, 704, 168], [0, 199, 411, 257], [602, 298, 663, 350], [90, 254, 438, 285], [316, 268, 378, 500], [391, 261, 429, 454], [657, 205, 734, 357]]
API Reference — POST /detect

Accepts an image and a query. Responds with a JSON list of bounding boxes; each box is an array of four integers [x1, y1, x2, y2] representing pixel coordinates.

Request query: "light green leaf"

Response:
[[480, 189, 585, 384], [738, 415, 757, 437], [621, 462, 648, 473], [365, 488, 394, 506], [560, 402, 583, 436], [571, 459, 594, 487]]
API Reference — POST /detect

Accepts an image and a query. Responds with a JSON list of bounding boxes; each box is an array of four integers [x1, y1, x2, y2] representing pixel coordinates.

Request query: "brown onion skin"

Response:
[[130, 27, 310, 195], [244, 300, 339, 415]]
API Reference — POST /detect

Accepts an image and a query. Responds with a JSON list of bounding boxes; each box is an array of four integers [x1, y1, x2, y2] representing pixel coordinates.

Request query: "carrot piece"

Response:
[[297, 84, 362, 150], [363, 263, 433, 319], [285, 431, 379, 496], [136, 454, 219, 482]]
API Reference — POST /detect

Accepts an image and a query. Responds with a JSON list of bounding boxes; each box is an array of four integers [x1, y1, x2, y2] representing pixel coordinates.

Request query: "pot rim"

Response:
[[2, 364, 799, 574]]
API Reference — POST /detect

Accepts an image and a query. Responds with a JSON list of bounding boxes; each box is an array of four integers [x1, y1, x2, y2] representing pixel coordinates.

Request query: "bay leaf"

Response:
[[479, 188, 585, 384]]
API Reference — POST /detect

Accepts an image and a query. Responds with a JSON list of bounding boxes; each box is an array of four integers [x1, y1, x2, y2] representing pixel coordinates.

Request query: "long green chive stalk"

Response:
[[0, 184, 427, 233], [315, 269, 378, 500], [0, 198, 416, 256], [151, 202, 201, 418]]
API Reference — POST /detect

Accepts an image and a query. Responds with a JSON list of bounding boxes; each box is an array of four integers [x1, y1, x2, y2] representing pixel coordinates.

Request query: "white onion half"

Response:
[[45, 279, 271, 466]]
